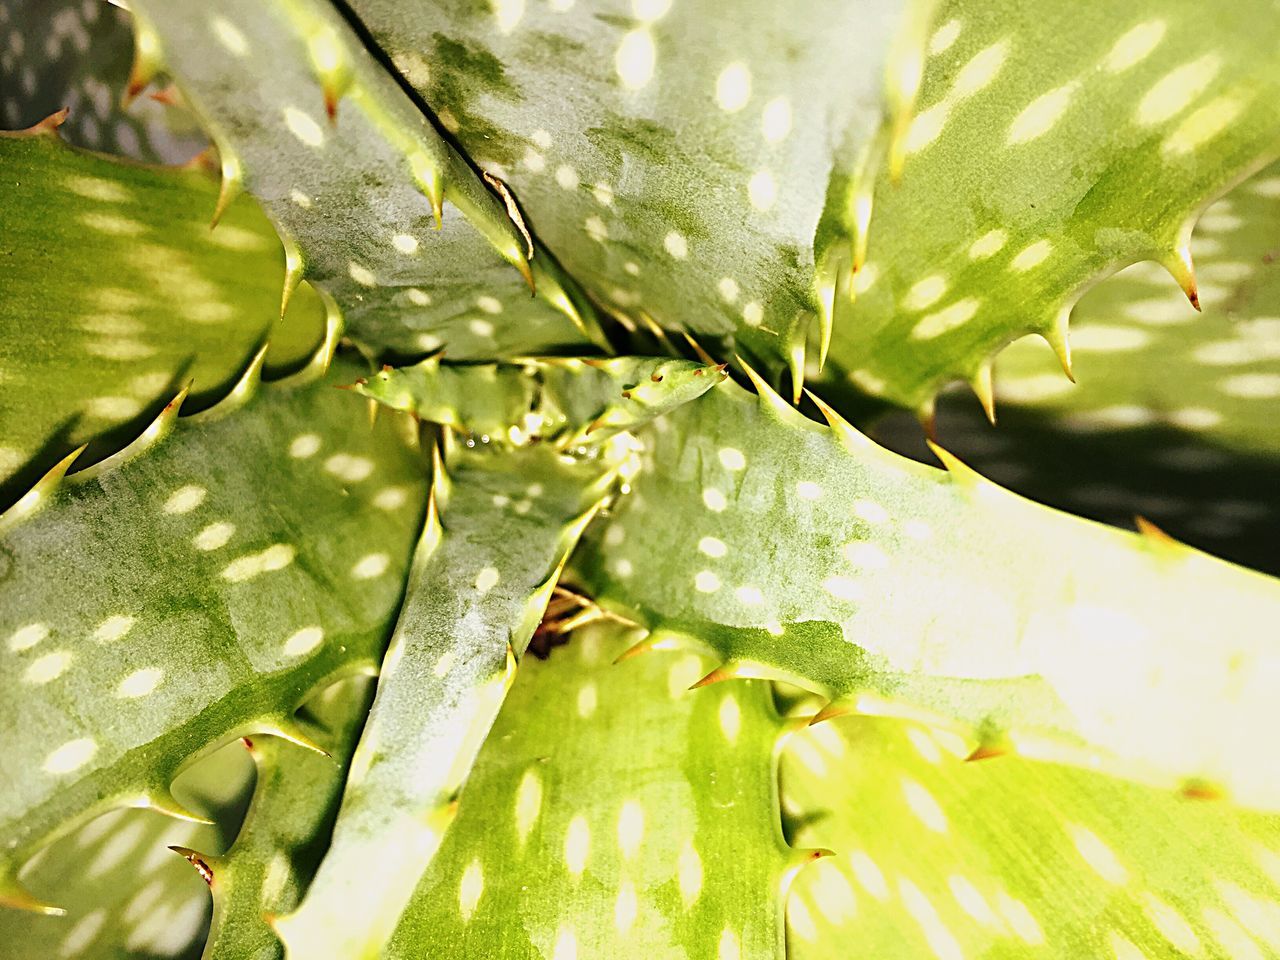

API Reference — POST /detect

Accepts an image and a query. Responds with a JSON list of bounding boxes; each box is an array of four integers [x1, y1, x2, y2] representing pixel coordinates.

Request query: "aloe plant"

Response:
[[3, 1, 1280, 957]]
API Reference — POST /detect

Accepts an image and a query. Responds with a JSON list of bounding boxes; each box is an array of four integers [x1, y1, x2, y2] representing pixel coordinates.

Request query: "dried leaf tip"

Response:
[[169, 846, 215, 886]]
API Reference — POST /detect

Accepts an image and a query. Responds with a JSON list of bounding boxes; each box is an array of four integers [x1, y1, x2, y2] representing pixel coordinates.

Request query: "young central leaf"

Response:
[[273, 438, 620, 960]]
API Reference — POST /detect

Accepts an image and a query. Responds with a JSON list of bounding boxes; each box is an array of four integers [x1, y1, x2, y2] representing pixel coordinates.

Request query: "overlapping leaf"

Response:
[[0, 0, 207, 163], [276, 438, 617, 960], [783, 712, 1280, 960], [346, 0, 923, 386], [823, 0, 1280, 413], [0, 124, 325, 511], [0, 353, 426, 911], [572, 375, 1280, 809], [130, 0, 605, 361], [188, 677, 374, 960], [0, 741, 253, 959], [387, 622, 794, 960]]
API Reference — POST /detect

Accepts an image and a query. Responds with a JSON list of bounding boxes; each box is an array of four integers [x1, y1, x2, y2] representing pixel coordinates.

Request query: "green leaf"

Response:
[[0, 741, 252, 959], [344, 0, 929, 386], [0, 353, 426, 912], [188, 677, 374, 960], [275, 439, 617, 960], [0, 124, 326, 512], [0, 0, 207, 162], [387, 622, 795, 960], [783, 711, 1280, 960], [572, 374, 1280, 809], [128, 0, 606, 361], [823, 0, 1280, 413], [353, 355, 725, 445]]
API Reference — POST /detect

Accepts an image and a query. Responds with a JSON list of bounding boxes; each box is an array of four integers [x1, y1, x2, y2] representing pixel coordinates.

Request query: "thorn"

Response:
[[816, 278, 835, 371], [211, 153, 243, 229], [323, 85, 340, 124], [169, 846, 216, 886], [1042, 310, 1075, 382], [1135, 515, 1180, 549], [141, 789, 214, 825], [261, 716, 331, 758], [917, 403, 937, 443], [1180, 778, 1225, 801], [148, 85, 183, 107], [691, 663, 738, 689], [0, 880, 66, 916], [787, 336, 806, 404], [1161, 245, 1201, 311], [965, 741, 1009, 762], [24, 107, 70, 136], [971, 361, 996, 425], [809, 700, 855, 726], [123, 20, 163, 108], [925, 440, 984, 487], [735, 354, 794, 417], [804, 389, 875, 452], [614, 635, 662, 664], [280, 236, 304, 318], [482, 171, 536, 292], [682, 331, 716, 365]]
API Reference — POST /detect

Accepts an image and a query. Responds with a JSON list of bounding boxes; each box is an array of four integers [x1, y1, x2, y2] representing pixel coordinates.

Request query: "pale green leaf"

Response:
[[276, 439, 617, 960], [783, 712, 1280, 960], [387, 622, 793, 960], [572, 375, 1280, 809]]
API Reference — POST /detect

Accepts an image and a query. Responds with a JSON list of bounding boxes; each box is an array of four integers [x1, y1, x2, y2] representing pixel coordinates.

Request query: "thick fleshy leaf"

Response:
[[572, 375, 1280, 809], [353, 355, 724, 445], [0, 354, 426, 911], [129, 0, 605, 361], [388, 622, 794, 960], [0, 742, 253, 959], [824, 0, 1280, 413], [0, 121, 326, 512], [878, 163, 1280, 576], [275, 438, 617, 960], [345, 0, 924, 386], [0, 0, 207, 163], [184, 677, 374, 960], [783, 712, 1280, 960]]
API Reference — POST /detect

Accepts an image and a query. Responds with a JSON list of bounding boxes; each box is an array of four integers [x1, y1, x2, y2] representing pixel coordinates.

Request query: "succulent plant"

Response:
[[3, 1, 1280, 958]]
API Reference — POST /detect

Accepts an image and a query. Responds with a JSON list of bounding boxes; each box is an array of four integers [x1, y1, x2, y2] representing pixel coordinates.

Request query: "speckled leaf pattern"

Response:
[[573, 375, 1280, 809], [346, 0, 916, 387], [0, 0, 208, 163], [783, 712, 1280, 960], [129, 0, 605, 362], [872, 161, 1280, 578], [190, 678, 374, 960], [276, 438, 617, 960], [824, 0, 1280, 413], [0, 355, 427, 912], [386, 622, 793, 960], [0, 126, 326, 512], [0, 744, 252, 960], [354, 355, 724, 446]]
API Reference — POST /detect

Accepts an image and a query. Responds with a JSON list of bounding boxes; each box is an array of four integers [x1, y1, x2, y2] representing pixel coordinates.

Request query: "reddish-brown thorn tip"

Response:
[[965, 742, 1009, 762], [690, 665, 735, 689]]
